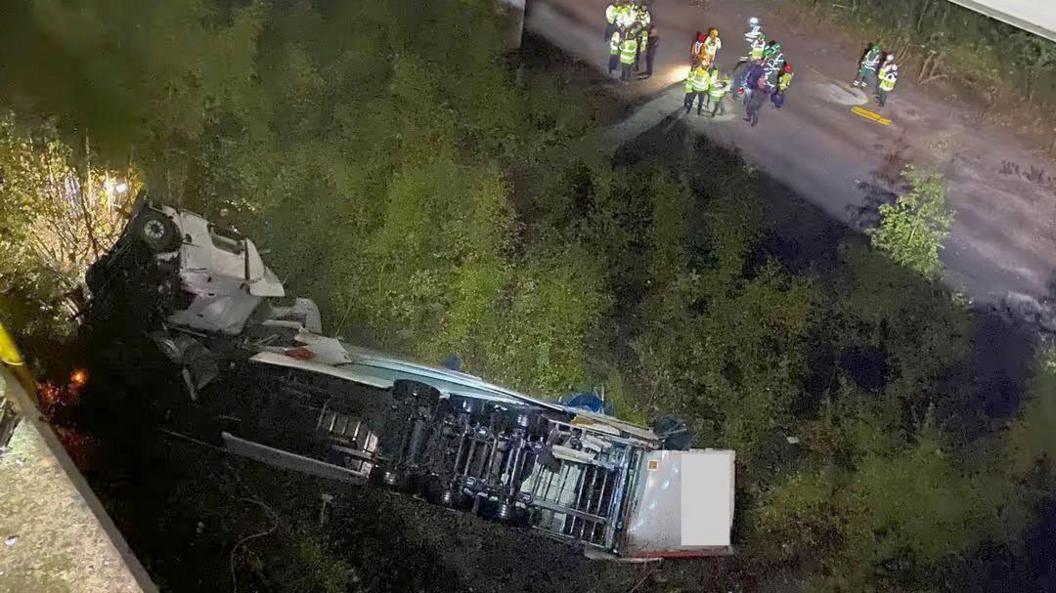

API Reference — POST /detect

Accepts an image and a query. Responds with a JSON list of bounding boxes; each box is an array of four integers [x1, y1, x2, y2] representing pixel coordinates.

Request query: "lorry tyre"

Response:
[[135, 209, 179, 252], [422, 476, 457, 507]]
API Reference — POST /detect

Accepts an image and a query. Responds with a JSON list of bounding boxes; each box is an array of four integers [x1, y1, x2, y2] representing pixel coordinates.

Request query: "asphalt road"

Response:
[[528, 0, 1056, 311]]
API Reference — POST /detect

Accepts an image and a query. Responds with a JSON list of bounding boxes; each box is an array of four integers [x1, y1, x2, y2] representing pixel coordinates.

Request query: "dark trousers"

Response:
[[645, 46, 657, 76], [746, 106, 760, 126], [621, 62, 633, 81], [604, 23, 616, 41], [733, 66, 750, 99], [855, 67, 875, 86], [877, 88, 889, 107], [609, 54, 619, 73], [710, 96, 725, 116], [684, 91, 706, 114], [745, 99, 763, 126]]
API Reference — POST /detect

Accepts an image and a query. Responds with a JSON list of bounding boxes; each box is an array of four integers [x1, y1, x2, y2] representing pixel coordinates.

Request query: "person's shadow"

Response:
[[847, 137, 912, 230]]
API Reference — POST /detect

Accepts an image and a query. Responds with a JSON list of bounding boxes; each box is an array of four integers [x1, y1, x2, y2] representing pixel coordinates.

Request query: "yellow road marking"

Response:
[[851, 105, 892, 126]]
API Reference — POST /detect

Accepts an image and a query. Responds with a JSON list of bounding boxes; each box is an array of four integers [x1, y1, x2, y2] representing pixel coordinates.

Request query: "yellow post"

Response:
[[0, 320, 37, 402]]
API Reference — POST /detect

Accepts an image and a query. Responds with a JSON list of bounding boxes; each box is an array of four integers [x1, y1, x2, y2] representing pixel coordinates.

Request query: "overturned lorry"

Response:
[[86, 194, 736, 559]]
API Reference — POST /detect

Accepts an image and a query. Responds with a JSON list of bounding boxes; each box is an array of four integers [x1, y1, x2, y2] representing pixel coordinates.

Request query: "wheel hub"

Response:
[[143, 219, 166, 240]]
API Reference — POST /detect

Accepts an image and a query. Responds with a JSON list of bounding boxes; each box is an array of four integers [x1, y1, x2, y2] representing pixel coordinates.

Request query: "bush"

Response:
[[0, 115, 133, 338], [868, 167, 953, 278]]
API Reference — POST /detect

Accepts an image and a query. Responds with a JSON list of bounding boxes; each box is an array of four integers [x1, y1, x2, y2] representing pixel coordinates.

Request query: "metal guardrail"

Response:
[[0, 367, 159, 593]]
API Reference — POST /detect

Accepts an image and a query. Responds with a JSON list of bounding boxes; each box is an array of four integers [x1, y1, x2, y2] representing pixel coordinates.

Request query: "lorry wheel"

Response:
[[371, 466, 411, 491], [135, 210, 179, 252], [422, 476, 457, 507], [481, 499, 518, 523]]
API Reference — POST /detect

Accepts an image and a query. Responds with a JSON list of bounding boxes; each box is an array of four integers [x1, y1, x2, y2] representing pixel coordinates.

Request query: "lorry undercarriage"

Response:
[[229, 365, 644, 551]]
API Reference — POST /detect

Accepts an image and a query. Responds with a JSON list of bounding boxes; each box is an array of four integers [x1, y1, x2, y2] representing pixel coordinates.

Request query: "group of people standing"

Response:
[[602, 6, 898, 129], [688, 17, 795, 127], [683, 62, 731, 117], [853, 43, 900, 107], [681, 28, 731, 117], [605, 0, 659, 81]]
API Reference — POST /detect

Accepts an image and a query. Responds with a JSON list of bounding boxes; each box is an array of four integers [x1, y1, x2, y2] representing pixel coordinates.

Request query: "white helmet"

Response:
[[749, 17, 760, 27], [885, 54, 894, 62]]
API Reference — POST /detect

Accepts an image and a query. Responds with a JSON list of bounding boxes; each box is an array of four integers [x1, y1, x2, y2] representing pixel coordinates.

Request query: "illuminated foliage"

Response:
[[868, 167, 953, 278], [0, 115, 132, 335]]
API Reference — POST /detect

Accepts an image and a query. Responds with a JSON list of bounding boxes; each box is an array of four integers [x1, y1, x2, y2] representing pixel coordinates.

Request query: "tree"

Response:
[[1, 0, 264, 186], [1010, 31, 1056, 105], [868, 167, 953, 278], [0, 115, 132, 335]]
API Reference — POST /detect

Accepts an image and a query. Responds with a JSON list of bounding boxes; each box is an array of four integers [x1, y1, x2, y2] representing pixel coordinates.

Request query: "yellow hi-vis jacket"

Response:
[[620, 38, 638, 65], [605, 4, 618, 24], [635, 6, 651, 29], [0, 320, 36, 401], [689, 66, 710, 92], [708, 74, 730, 98], [610, 32, 621, 55], [778, 71, 794, 91], [879, 70, 898, 91], [750, 37, 766, 60], [704, 36, 721, 58]]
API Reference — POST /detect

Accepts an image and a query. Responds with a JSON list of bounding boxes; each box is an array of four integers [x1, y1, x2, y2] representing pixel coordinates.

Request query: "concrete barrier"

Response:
[[0, 369, 158, 593]]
